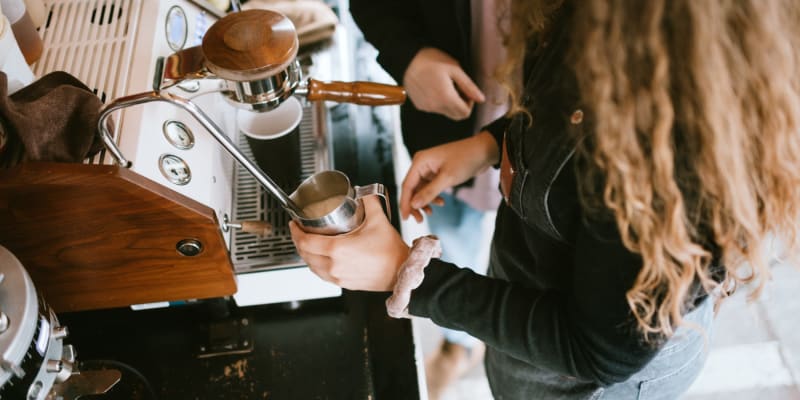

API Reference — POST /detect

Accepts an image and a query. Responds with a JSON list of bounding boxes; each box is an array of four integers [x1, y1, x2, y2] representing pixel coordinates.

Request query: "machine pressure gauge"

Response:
[[162, 120, 195, 149], [158, 154, 191, 185], [165, 6, 188, 51], [176, 80, 201, 93]]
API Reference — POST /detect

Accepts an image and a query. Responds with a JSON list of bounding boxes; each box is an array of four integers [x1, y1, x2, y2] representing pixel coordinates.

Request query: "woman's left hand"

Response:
[[289, 196, 410, 291]]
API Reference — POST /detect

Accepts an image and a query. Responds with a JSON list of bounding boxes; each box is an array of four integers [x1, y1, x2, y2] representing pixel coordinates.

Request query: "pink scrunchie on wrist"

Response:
[[386, 235, 442, 319]]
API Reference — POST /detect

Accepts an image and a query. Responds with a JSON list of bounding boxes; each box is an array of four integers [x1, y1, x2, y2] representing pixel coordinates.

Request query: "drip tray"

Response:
[[230, 102, 330, 273]]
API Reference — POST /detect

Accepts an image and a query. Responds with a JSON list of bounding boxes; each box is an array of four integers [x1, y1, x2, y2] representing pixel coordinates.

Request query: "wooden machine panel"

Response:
[[0, 162, 236, 312]]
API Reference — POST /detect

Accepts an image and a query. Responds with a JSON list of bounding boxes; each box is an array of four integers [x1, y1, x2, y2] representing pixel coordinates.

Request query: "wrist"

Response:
[[403, 47, 434, 85], [388, 242, 411, 289], [473, 130, 500, 167], [385, 235, 441, 318]]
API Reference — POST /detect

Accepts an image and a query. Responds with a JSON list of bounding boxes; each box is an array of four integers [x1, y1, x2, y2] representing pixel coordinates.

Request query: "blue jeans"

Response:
[[485, 296, 715, 399], [426, 192, 490, 348], [598, 297, 714, 399]]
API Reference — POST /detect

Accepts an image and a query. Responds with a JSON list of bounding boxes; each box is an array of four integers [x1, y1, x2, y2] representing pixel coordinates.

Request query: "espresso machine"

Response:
[[0, 2, 425, 398], [0, 0, 405, 313]]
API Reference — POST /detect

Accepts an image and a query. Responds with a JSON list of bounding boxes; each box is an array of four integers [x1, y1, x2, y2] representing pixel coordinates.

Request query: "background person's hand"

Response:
[[289, 196, 410, 291], [403, 47, 485, 121], [400, 131, 500, 222]]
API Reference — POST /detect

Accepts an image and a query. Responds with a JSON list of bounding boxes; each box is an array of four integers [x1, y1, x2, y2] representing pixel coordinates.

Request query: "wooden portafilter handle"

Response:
[[305, 79, 407, 105]]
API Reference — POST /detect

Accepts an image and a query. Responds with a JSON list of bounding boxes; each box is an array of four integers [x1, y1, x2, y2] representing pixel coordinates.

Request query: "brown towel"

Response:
[[0, 71, 103, 168], [243, 0, 338, 48]]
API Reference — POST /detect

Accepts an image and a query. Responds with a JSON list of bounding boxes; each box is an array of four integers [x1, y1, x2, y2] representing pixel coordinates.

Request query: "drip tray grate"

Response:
[[230, 103, 328, 273]]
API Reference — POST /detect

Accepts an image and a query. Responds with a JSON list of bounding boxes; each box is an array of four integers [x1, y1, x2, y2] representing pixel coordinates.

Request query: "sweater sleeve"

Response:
[[407, 218, 660, 386], [480, 116, 512, 167], [349, 0, 427, 84]]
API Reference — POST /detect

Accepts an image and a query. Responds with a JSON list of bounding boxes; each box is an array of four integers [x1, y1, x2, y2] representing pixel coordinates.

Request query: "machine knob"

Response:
[[46, 360, 63, 373], [62, 345, 76, 363], [52, 326, 68, 340]]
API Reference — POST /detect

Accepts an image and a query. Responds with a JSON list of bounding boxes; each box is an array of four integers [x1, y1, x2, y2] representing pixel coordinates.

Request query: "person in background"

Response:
[[349, 1, 509, 398], [292, 0, 800, 398]]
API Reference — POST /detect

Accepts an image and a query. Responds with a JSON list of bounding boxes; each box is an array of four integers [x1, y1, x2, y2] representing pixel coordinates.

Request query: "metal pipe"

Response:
[[96, 91, 305, 217]]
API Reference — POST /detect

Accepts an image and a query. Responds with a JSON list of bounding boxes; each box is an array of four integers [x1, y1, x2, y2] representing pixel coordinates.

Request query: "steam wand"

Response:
[[96, 90, 306, 218]]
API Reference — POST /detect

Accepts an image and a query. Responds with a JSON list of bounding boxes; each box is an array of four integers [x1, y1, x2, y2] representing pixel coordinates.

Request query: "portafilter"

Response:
[[158, 9, 406, 112]]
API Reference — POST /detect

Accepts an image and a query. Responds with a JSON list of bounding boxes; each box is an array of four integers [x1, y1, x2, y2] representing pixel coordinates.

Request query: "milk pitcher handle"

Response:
[[354, 183, 391, 222]]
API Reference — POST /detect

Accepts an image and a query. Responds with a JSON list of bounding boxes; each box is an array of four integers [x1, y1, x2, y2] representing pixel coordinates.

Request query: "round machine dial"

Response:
[[176, 80, 201, 93], [158, 154, 191, 185], [165, 6, 188, 51], [162, 120, 195, 149]]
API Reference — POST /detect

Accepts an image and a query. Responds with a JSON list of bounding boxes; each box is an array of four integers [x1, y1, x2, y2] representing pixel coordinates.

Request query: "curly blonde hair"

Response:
[[500, 0, 800, 339]]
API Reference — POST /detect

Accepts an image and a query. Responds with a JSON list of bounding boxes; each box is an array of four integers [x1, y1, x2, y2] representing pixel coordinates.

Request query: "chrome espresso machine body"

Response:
[[29, 0, 377, 308]]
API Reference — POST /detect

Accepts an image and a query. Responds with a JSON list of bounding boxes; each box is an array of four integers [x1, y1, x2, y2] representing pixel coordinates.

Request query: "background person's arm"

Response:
[[350, 0, 484, 121], [349, 0, 427, 84]]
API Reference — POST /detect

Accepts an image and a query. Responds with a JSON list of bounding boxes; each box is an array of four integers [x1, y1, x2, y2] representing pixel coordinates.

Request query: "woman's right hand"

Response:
[[400, 131, 500, 222]]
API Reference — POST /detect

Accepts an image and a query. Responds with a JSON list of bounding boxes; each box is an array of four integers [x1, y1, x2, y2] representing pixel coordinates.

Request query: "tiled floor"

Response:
[[684, 261, 800, 400]]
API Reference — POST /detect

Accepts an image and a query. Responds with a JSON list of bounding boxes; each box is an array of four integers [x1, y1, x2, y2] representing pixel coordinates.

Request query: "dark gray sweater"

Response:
[[408, 6, 697, 390]]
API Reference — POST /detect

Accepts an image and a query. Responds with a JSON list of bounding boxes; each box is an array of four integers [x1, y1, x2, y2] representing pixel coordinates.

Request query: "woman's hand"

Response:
[[289, 196, 410, 291], [403, 47, 485, 121], [400, 131, 500, 222]]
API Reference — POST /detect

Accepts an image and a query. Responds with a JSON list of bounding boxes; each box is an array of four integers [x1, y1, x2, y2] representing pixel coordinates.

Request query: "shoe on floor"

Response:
[[425, 340, 486, 400]]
